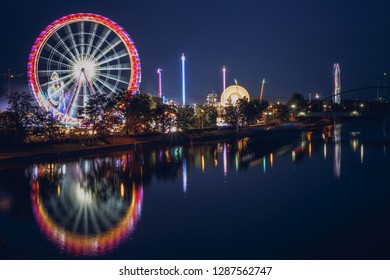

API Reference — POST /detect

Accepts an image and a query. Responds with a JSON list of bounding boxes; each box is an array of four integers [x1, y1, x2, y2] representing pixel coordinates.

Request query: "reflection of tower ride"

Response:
[[333, 124, 341, 178], [30, 161, 143, 256]]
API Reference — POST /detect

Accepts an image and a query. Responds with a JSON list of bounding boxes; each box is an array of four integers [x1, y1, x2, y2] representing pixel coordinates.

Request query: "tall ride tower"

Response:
[[333, 63, 341, 105], [181, 53, 186, 105], [157, 68, 162, 98]]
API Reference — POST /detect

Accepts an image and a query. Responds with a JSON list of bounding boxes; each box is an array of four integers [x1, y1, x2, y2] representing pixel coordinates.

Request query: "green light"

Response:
[[263, 156, 266, 173]]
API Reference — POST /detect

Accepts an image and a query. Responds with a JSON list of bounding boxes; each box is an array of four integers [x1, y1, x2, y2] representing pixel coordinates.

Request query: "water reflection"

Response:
[[3, 119, 389, 259], [334, 124, 342, 178], [29, 158, 143, 256]]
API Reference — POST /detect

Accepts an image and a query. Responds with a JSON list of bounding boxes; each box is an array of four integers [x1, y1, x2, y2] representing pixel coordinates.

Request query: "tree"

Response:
[[121, 92, 156, 135], [238, 98, 266, 126], [224, 98, 240, 128], [153, 102, 177, 133], [77, 92, 111, 136], [176, 105, 195, 132], [37, 111, 63, 145], [0, 111, 19, 144], [6, 91, 41, 142], [274, 103, 290, 122], [287, 93, 307, 111], [194, 105, 217, 129], [204, 105, 217, 127]]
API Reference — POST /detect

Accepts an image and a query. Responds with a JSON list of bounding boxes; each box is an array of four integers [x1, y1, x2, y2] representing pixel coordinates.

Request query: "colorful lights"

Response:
[[260, 78, 265, 101], [27, 13, 141, 125], [182, 159, 187, 193], [333, 63, 341, 105], [222, 66, 226, 94], [181, 53, 186, 105], [157, 68, 162, 98], [32, 180, 143, 256]]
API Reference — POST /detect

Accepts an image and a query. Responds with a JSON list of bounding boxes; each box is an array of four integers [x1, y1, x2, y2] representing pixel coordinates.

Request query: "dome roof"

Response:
[[221, 85, 250, 105]]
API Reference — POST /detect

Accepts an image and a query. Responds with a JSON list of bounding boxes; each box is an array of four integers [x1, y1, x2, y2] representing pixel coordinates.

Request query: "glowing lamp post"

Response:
[[291, 104, 296, 120]]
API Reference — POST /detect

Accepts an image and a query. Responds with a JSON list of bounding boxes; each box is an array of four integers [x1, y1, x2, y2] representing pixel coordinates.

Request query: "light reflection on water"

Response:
[[29, 157, 143, 256], [1, 118, 390, 259]]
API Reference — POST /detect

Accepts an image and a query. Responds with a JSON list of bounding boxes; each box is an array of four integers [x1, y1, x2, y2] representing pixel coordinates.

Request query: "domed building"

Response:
[[220, 84, 250, 106]]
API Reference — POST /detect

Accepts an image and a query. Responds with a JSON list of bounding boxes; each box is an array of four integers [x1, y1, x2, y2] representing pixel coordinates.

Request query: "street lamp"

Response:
[[291, 104, 296, 120], [201, 109, 204, 130]]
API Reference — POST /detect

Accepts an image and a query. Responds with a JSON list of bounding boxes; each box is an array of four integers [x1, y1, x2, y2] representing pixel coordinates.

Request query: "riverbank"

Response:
[[0, 124, 313, 166]]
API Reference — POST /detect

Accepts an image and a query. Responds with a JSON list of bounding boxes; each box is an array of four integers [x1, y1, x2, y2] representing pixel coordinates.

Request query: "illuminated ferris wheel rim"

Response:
[[27, 13, 141, 124]]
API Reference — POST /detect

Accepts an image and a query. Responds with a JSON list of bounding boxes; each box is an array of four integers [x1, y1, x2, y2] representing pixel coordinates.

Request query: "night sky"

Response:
[[1, 0, 389, 104]]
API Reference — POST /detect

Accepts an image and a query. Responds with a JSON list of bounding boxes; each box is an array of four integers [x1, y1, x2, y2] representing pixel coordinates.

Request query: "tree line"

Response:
[[0, 90, 272, 145]]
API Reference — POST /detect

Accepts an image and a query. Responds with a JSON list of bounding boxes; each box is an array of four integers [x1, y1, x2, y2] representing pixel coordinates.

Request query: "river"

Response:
[[1, 118, 390, 259]]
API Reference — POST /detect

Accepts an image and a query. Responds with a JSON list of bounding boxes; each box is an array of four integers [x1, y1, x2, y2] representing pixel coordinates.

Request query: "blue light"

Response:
[[181, 53, 186, 105]]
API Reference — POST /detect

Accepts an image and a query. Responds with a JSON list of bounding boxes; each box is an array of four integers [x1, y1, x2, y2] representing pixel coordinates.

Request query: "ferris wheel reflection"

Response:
[[30, 158, 143, 256]]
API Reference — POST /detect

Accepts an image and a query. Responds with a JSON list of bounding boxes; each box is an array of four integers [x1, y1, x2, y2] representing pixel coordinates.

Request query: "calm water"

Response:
[[1, 118, 390, 260]]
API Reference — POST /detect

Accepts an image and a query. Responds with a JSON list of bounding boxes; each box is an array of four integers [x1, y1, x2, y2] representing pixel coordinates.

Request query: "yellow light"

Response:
[[120, 183, 125, 199], [201, 154, 205, 172], [270, 152, 274, 167], [57, 184, 61, 197]]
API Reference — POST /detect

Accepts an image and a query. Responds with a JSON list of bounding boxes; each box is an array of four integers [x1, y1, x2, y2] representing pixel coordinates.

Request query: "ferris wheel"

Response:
[[27, 13, 141, 124]]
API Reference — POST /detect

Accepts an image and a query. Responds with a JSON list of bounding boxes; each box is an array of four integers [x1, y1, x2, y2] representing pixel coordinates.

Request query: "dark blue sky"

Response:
[[1, 0, 389, 103]]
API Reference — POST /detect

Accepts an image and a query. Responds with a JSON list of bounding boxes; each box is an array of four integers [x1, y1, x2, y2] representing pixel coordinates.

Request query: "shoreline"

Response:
[[0, 123, 328, 166]]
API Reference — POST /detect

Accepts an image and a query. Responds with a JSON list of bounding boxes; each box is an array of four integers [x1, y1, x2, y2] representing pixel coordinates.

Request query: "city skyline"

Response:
[[0, 0, 389, 104]]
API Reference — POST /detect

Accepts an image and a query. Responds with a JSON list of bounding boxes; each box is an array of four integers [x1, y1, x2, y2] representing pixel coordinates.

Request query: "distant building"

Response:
[[206, 92, 218, 106]]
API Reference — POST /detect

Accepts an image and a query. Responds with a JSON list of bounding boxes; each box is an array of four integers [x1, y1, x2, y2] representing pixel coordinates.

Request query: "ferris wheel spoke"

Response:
[[66, 73, 83, 115], [89, 206, 102, 234], [90, 27, 112, 58], [53, 32, 78, 62], [44, 43, 75, 65], [78, 21, 85, 56], [97, 49, 129, 66], [40, 72, 75, 88], [65, 25, 81, 58], [59, 77, 76, 92], [91, 79, 104, 95], [94, 75, 118, 94], [86, 23, 99, 57], [38, 69, 72, 75], [71, 203, 84, 233], [98, 72, 129, 85], [95, 39, 123, 62], [82, 84, 88, 107], [99, 63, 131, 71]]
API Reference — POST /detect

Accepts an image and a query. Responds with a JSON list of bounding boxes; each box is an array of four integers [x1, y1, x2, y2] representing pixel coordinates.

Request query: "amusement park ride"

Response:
[[27, 13, 141, 125]]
